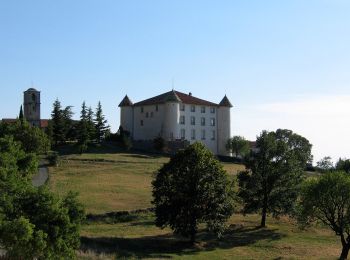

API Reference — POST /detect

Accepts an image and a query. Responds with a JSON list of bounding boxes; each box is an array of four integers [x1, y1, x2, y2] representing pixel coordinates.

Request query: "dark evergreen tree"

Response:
[[19, 105, 24, 123], [152, 142, 235, 243], [51, 99, 65, 146], [94, 101, 109, 143], [87, 106, 96, 142], [62, 106, 75, 141], [238, 129, 312, 227], [77, 102, 89, 151]]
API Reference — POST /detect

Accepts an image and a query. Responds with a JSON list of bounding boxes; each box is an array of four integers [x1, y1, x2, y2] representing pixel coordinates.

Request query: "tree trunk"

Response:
[[260, 194, 268, 228], [340, 244, 350, 260], [260, 207, 266, 228]]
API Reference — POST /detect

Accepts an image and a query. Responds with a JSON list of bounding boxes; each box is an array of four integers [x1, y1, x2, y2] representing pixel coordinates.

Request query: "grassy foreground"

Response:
[[48, 148, 340, 259]]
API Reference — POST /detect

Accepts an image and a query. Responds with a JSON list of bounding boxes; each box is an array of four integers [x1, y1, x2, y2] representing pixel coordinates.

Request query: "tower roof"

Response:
[[164, 90, 181, 102], [25, 88, 38, 92], [118, 95, 133, 107], [133, 90, 218, 106], [219, 95, 233, 107]]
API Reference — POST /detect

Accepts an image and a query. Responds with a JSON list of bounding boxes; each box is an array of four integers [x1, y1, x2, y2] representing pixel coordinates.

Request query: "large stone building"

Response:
[[119, 90, 233, 156], [2, 88, 48, 128]]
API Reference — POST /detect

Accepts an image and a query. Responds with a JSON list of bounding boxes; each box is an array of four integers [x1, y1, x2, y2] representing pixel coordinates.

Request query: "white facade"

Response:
[[119, 90, 232, 156]]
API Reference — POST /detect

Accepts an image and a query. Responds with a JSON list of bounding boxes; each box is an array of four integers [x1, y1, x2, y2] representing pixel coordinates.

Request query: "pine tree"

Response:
[[94, 101, 109, 143], [77, 101, 89, 146], [51, 99, 65, 146], [19, 105, 24, 123], [87, 106, 96, 142]]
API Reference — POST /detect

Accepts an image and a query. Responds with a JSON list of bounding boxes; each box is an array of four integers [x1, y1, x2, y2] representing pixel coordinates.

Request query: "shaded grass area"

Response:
[[79, 212, 339, 259]]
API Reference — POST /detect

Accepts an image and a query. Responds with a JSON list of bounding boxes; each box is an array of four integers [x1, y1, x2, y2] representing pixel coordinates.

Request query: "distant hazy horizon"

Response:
[[1, 0, 350, 163]]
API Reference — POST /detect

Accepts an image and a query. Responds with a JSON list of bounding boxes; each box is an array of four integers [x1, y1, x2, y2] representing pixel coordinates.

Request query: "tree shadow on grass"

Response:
[[80, 225, 285, 258]]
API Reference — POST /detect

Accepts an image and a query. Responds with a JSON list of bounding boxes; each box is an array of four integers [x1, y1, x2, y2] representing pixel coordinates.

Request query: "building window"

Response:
[[211, 130, 216, 140], [151, 112, 154, 118], [191, 105, 196, 112], [180, 129, 186, 140], [210, 118, 215, 126], [141, 107, 144, 113], [210, 107, 216, 113], [180, 115, 185, 125], [180, 104, 185, 111], [191, 116, 195, 125], [146, 112, 149, 118], [201, 117, 205, 126], [140, 120, 144, 126], [201, 106, 206, 113], [201, 129, 206, 140], [156, 105, 158, 111], [191, 129, 196, 140]]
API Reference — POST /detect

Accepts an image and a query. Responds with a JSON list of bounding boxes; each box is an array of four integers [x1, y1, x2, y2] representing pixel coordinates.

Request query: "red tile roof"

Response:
[[133, 90, 219, 107], [1, 118, 49, 128]]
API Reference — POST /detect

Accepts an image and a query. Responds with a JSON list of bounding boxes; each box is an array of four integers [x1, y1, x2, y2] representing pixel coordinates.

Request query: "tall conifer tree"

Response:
[[94, 101, 109, 142]]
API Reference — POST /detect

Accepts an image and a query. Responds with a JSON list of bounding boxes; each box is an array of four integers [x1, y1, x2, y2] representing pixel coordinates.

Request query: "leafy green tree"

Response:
[[94, 101, 109, 142], [0, 120, 50, 154], [297, 171, 350, 260], [238, 129, 312, 227], [0, 137, 85, 259], [336, 158, 350, 174], [152, 142, 235, 243], [51, 99, 65, 146], [226, 136, 250, 158], [316, 156, 334, 172], [0, 136, 38, 178]]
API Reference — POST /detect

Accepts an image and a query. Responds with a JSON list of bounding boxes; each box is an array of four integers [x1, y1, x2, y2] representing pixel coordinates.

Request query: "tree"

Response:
[[51, 99, 65, 146], [0, 136, 85, 258], [226, 136, 250, 158], [297, 171, 350, 260], [237, 129, 312, 227], [87, 106, 96, 142], [316, 156, 334, 172], [94, 101, 109, 143], [62, 105, 75, 141], [77, 101, 89, 147], [0, 136, 38, 178], [0, 120, 50, 154], [152, 142, 235, 243], [19, 105, 24, 123], [336, 158, 350, 174]]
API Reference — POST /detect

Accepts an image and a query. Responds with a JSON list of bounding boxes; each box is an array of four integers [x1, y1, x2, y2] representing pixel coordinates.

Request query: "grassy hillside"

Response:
[[48, 148, 340, 259]]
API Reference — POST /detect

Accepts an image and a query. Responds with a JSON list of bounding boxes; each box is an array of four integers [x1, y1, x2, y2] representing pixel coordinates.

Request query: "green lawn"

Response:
[[48, 148, 340, 259]]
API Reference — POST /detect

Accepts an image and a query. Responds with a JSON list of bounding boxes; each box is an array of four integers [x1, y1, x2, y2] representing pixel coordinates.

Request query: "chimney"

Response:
[[189, 92, 192, 96]]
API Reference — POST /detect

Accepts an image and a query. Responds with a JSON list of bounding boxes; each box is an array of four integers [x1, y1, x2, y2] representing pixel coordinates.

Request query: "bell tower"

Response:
[[24, 88, 41, 127]]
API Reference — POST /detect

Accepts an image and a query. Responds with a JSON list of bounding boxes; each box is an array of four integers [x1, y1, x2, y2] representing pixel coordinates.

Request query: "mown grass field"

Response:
[[48, 147, 340, 259]]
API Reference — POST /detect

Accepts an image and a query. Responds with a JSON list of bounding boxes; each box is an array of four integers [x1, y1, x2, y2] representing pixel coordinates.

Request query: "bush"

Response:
[[47, 151, 60, 167], [153, 136, 165, 152]]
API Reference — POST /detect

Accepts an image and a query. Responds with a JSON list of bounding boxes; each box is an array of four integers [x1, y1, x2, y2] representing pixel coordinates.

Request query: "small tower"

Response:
[[217, 95, 233, 156], [23, 88, 41, 127], [118, 95, 134, 137], [163, 90, 181, 140]]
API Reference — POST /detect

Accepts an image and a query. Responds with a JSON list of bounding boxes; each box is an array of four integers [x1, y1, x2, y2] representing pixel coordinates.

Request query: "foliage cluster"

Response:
[[0, 136, 85, 258]]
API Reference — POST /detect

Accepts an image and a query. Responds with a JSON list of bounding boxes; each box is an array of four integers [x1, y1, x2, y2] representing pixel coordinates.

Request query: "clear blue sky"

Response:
[[1, 0, 350, 162]]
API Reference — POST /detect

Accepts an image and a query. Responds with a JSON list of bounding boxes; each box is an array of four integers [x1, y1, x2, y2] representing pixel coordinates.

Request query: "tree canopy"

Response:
[[297, 171, 350, 260], [152, 142, 235, 243], [0, 135, 85, 258], [238, 129, 312, 227], [226, 135, 250, 158]]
